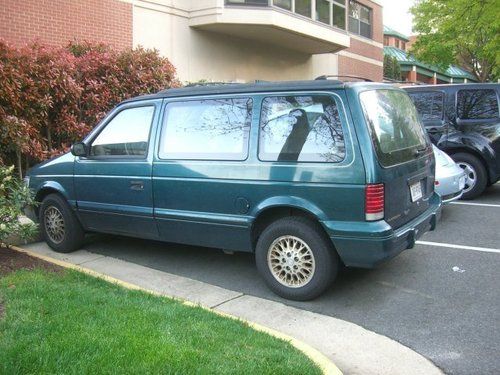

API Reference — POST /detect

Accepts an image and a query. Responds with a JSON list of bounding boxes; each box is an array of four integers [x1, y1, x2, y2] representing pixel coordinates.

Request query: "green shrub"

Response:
[[0, 165, 38, 246]]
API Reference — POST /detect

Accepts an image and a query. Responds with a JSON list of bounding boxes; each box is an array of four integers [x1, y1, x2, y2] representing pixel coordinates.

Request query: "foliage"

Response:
[[0, 40, 179, 176], [383, 55, 402, 81], [0, 165, 38, 246], [0, 269, 321, 374], [410, 0, 500, 82]]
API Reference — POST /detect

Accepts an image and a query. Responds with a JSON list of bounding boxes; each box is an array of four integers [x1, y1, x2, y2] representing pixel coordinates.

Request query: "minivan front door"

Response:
[[74, 100, 161, 239]]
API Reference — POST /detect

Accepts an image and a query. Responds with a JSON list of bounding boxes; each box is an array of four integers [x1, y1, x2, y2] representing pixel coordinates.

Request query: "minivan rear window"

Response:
[[259, 95, 345, 162], [360, 89, 428, 167]]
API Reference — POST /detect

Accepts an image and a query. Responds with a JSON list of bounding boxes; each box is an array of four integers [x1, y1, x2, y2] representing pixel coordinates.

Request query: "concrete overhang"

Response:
[[189, 7, 351, 54]]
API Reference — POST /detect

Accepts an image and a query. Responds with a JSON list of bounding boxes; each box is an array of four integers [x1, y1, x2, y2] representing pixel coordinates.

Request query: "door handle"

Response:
[[130, 180, 144, 191]]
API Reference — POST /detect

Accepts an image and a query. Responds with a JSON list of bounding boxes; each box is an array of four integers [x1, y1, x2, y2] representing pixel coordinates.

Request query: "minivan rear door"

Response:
[[359, 89, 434, 229]]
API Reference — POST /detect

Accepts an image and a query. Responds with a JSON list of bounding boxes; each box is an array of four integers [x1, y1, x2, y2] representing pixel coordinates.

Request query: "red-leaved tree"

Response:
[[0, 40, 179, 177]]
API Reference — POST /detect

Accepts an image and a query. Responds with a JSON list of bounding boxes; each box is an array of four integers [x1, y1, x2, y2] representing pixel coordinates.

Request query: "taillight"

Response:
[[365, 183, 384, 221]]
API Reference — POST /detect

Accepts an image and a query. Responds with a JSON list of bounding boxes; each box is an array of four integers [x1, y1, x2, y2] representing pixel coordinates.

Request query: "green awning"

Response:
[[384, 46, 477, 82]]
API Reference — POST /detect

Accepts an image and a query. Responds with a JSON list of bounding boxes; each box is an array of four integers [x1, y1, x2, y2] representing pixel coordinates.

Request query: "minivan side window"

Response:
[[159, 98, 252, 160], [90, 106, 155, 157], [408, 91, 444, 122], [259, 95, 345, 162], [457, 89, 499, 120]]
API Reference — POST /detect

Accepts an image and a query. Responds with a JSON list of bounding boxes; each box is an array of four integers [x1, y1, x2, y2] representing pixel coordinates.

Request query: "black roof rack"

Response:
[[125, 79, 351, 104], [315, 74, 373, 82], [184, 81, 242, 88]]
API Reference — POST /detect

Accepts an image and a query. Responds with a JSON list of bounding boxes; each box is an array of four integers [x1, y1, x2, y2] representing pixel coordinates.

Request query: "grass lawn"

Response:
[[0, 268, 321, 374]]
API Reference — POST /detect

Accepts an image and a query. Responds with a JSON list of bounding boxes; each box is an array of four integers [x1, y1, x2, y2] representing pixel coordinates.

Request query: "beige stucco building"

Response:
[[1, 0, 384, 82]]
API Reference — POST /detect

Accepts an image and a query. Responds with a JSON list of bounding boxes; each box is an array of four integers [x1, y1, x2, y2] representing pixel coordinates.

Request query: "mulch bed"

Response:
[[0, 247, 62, 277]]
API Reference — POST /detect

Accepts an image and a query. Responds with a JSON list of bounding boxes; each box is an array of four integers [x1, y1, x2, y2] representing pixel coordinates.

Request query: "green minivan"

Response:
[[26, 80, 441, 300]]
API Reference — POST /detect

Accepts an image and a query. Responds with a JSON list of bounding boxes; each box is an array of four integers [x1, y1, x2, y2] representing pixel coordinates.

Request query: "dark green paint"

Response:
[[28, 82, 442, 268]]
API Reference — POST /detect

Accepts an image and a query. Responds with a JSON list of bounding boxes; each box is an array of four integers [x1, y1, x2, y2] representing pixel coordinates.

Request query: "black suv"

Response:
[[405, 83, 500, 199]]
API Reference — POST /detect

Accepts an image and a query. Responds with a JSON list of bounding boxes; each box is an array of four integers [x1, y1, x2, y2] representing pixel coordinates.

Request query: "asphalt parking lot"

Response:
[[83, 184, 500, 375]]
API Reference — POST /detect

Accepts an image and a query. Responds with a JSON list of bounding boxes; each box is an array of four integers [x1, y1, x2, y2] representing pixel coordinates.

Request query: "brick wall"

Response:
[[346, 38, 383, 61], [338, 55, 383, 82], [339, 0, 383, 82], [0, 0, 132, 49]]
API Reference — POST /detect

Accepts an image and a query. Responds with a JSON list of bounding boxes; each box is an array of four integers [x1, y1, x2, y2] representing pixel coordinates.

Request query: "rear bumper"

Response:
[[323, 193, 442, 268], [435, 165, 465, 203]]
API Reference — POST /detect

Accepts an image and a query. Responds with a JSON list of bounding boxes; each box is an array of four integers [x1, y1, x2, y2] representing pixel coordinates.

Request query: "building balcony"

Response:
[[189, 0, 351, 54]]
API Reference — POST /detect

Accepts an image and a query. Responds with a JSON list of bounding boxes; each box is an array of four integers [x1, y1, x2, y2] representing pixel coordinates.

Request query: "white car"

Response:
[[433, 145, 466, 203]]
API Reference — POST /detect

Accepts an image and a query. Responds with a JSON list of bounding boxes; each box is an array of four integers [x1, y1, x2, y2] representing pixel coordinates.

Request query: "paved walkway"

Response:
[[22, 242, 442, 375]]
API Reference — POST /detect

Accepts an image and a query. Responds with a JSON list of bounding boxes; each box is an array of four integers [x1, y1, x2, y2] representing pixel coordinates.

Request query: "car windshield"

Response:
[[360, 89, 428, 167]]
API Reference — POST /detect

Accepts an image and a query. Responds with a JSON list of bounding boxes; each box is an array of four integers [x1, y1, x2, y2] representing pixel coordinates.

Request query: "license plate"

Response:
[[410, 181, 423, 202]]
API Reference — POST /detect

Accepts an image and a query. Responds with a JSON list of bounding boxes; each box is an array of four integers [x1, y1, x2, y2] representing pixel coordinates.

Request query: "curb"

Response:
[[8, 245, 342, 375]]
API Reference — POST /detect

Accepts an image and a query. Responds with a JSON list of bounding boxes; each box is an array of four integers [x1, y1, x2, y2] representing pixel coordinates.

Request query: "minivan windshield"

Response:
[[360, 89, 428, 167]]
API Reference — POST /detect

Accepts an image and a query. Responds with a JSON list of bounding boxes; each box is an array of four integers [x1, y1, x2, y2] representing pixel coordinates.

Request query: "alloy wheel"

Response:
[[44, 206, 65, 244], [267, 235, 316, 288], [457, 161, 476, 193]]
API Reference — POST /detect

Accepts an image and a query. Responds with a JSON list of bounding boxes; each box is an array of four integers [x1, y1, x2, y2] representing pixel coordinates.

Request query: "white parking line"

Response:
[[449, 201, 500, 208], [416, 240, 500, 254]]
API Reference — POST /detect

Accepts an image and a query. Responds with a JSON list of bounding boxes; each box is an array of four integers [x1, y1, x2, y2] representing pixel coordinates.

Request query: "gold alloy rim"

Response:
[[44, 206, 65, 244], [267, 235, 316, 288]]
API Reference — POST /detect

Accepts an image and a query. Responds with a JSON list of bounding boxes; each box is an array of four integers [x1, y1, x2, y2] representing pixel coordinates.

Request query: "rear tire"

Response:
[[451, 152, 487, 200], [39, 194, 84, 253], [255, 217, 338, 301]]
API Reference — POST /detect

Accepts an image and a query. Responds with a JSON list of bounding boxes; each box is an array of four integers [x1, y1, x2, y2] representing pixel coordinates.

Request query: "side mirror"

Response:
[[71, 142, 87, 157]]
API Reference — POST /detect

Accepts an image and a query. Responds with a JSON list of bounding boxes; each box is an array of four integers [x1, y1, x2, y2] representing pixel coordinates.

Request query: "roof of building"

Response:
[[446, 65, 476, 79], [383, 26, 410, 42], [383, 46, 476, 81]]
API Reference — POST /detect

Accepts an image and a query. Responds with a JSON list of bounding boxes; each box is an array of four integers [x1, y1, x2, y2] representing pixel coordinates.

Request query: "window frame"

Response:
[[455, 88, 500, 121], [257, 93, 348, 164], [157, 96, 254, 162], [84, 103, 157, 161], [408, 90, 446, 124], [348, 0, 372, 39]]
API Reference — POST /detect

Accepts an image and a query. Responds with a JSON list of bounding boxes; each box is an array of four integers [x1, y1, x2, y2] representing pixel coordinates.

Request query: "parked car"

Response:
[[404, 83, 500, 199], [433, 145, 465, 203], [26, 80, 441, 300]]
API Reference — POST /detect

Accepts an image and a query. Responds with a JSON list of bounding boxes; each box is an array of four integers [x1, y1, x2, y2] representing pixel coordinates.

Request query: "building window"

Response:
[[316, 0, 331, 25], [226, 0, 269, 5], [226, 0, 348, 30], [259, 95, 345, 162], [332, 0, 346, 29], [159, 98, 252, 161], [401, 41, 406, 51], [348, 0, 371, 38], [273, 0, 292, 10], [295, 0, 311, 17]]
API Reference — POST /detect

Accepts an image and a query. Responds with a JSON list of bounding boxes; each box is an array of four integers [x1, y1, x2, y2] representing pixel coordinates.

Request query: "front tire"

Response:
[[255, 217, 339, 301], [40, 194, 84, 253], [451, 152, 487, 200]]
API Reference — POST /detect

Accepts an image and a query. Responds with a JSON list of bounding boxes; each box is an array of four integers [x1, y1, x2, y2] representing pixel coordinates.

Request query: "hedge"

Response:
[[0, 40, 179, 177]]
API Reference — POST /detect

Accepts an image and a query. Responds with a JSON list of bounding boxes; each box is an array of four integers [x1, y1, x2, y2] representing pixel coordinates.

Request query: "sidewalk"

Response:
[[19, 242, 442, 375]]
